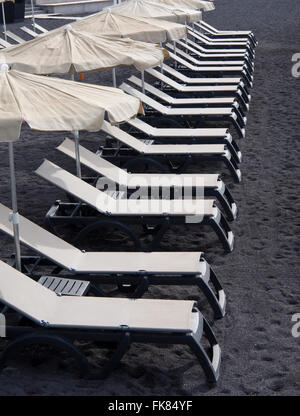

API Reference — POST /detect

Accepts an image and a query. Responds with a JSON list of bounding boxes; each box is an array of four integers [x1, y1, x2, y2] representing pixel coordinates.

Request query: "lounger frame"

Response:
[[7, 252, 226, 319], [1, 306, 220, 383], [43, 199, 235, 253]]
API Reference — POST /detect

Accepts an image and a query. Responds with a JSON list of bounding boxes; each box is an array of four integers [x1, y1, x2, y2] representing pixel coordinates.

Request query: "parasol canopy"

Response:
[[72, 9, 187, 42], [106, 0, 202, 24], [150, 0, 215, 12], [0, 63, 142, 271], [0, 25, 167, 75], [0, 65, 142, 142]]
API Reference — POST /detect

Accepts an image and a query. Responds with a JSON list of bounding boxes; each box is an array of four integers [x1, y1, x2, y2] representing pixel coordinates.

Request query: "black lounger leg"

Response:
[[148, 219, 170, 250], [187, 315, 221, 384], [230, 113, 245, 139], [214, 185, 237, 222], [196, 270, 226, 319], [99, 332, 131, 378], [209, 207, 234, 252], [223, 154, 242, 183]]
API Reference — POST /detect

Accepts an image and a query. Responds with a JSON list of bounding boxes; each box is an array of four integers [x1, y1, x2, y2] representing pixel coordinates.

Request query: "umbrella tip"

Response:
[[66, 24, 72, 31], [1, 64, 9, 73]]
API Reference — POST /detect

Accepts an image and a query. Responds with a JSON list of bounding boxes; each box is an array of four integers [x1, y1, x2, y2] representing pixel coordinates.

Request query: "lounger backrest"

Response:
[[0, 203, 81, 270], [127, 75, 175, 104], [5, 31, 26, 44], [35, 160, 122, 215], [0, 38, 12, 48], [188, 29, 209, 44], [175, 40, 199, 55], [145, 67, 182, 90], [185, 38, 206, 53], [101, 121, 148, 153], [120, 83, 167, 114], [125, 117, 158, 136], [167, 51, 196, 70], [167, 43, 200, 64], [57, 138, 129, 186], [0, 259, 57, 324], [161, 64, 188, 82]]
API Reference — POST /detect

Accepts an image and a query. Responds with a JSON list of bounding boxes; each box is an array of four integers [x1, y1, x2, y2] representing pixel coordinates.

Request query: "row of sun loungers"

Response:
[[0, 19, 257, 383]]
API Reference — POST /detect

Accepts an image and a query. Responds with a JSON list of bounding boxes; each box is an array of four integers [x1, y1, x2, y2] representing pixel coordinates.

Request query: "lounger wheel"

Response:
[[123, 157, 168, 173], [73, 220, 142, 251], [0, 333, 89, 377]]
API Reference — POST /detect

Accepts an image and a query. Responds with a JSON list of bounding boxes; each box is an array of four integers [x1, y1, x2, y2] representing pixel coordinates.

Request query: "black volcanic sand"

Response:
[[0, 0, 299, 396]]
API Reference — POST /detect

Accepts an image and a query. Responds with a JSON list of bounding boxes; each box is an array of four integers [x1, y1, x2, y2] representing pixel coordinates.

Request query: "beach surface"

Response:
[[0, 0, 299, 396]]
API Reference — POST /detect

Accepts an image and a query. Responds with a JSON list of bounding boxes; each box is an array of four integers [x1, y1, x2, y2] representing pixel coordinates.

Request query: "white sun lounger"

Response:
[[194, 21, 255, 40], [161, 64, 243, 85], [188, 28, 251, 47], [192, 21, 257, 46], [125, 117, 243, 164], [126, 76, 248, 135], [120, 83, 246, 138], [188, 29, 255, 57], [144, 68, 250, 112], [147, 67, 251, 106], [128, 75, 237, 106], [185, 38, 249, 59], [35, 160, 235, 252], [58, 138, 238, 220], [0, 202, 226, 318], [99, 121, 242, 182], [167, 42, 247, 67], [185, 37, 252, 57], [0, 259, 221, 382], [171, 40, 254, 71], [167, 52, 253, 89]]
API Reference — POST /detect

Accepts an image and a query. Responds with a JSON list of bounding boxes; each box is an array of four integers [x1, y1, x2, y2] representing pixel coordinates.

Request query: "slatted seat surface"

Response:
[[38, 276, 90, 296]]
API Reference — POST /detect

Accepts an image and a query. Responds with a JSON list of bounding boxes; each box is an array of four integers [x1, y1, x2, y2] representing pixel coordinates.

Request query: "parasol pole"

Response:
[[73, 130, 82, 178], [8, 142, 22, 271], [1, 2, 7, 42], [30, 0, 36, 33], [70, 67, 82, 178], [112, 67, 117, 87], [141, 70, 145, 94], [173, 40, 177, 69]]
